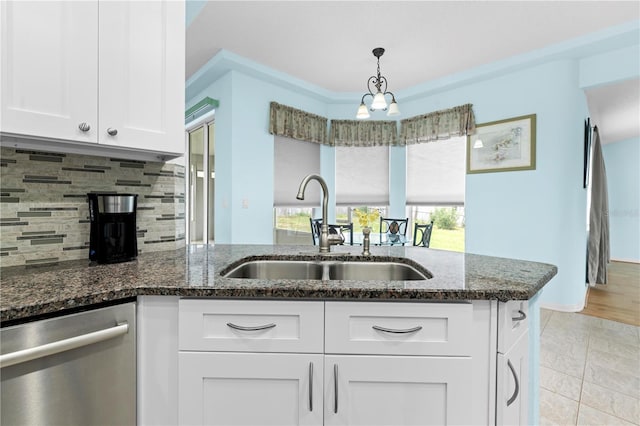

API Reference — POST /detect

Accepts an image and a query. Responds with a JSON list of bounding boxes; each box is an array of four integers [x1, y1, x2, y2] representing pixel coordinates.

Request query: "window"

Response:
[[336, 206, 388, 233], [274, 207, 315, 245], [273, 136, 320, 245], [407, 205, 465, 252], [406, 136, 466, 252]]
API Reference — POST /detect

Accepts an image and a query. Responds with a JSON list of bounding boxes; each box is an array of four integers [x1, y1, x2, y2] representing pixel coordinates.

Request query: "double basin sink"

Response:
[[222, 258, 431, 281]]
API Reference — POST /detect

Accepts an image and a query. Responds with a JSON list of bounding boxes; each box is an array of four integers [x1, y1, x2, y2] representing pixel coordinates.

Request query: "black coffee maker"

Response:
[[87, 193, 138, 264]]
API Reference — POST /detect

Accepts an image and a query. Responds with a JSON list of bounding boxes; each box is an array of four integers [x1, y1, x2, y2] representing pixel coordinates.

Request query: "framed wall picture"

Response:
[[466, 114, 536, 174]]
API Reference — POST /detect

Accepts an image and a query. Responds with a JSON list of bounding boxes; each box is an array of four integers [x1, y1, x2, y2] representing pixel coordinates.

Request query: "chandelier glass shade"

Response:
[[356, 47, 399, 119]]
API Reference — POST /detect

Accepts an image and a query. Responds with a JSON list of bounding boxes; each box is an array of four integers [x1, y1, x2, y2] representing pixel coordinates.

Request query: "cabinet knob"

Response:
[[107, 128, 118, 136], [78, 122, 91, 132]]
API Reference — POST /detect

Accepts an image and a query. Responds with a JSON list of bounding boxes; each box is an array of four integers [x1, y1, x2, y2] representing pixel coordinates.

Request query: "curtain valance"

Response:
[[329, 120, 398, 147], [268, 102, 329, 145], [399, 104, 476, 145]]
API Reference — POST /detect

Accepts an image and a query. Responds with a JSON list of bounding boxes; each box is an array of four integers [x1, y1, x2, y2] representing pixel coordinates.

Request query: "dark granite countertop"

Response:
[[0, 244, 557, 323]]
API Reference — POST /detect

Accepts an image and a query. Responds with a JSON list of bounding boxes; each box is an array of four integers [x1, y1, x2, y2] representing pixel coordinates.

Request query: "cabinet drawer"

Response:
[[179, 299, 324, 353], [325, 301, 473, 356], [498, 300, 529, 353]]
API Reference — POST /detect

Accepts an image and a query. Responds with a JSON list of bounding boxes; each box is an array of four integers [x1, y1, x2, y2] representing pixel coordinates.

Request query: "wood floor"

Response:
[[580, 261, 640, 326]]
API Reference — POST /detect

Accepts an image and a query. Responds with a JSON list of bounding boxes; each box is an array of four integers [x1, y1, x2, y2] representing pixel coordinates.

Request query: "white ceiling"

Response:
[[186, 1, 640, 144], [586, 78, 640, 144]]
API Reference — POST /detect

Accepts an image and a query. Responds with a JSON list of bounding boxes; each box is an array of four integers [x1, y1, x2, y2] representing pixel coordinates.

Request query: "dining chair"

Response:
[[379, 217, 409, 245], [309, 218, 322, 245], [413, 221, 434, 247], [309, 218, 353, 245]]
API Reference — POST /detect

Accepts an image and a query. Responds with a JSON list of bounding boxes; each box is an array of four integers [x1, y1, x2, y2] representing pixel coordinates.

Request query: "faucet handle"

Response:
[[327, 229, 345, 246]]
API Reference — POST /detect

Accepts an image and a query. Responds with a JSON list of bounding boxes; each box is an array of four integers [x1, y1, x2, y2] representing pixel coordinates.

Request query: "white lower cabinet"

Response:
[[156, 298, 528, 425], [496, 300, 530, 426], [179, 352, 324, 426], [177, 299, 325, 426], [324, 355, 472, 426], [496, 332, 529, 425]]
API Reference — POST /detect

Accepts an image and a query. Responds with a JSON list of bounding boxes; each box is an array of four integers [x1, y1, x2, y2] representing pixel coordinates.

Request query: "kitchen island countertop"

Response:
[[1, 244, 557, 323]]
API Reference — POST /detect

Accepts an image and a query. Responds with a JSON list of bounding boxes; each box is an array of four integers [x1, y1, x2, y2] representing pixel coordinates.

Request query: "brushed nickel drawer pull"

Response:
[[512, 310, 527, 322], [334, 364, 339, 414], [372, 325, 423, 334], [507, 359, 520, 406], [226, 322, 276, 331], [308, 362, 313, 412]]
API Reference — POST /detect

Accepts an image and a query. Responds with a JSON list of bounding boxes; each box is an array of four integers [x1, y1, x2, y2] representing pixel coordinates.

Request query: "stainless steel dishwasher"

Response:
[[1, 302, 136, 425]]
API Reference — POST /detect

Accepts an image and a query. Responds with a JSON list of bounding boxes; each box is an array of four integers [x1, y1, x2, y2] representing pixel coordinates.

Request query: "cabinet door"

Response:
[[1, 1, 98, 142], [325, 355, 472, 426], [179, 352, 323, 426], [98, 0, 184, 154], [496, 332, 529, 426]]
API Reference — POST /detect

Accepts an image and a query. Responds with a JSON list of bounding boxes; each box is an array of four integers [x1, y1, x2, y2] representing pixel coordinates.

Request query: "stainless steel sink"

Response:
[[222, 260, 325, 280], [222, 259, 430, 281], [329, 261, 428, 281]]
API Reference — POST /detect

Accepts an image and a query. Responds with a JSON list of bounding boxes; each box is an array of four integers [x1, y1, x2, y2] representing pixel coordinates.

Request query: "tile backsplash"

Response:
[[0, 147, 185, 267]]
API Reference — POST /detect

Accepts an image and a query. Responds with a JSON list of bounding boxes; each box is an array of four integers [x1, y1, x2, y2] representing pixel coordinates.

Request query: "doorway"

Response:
[[186, 120, 215, 244]]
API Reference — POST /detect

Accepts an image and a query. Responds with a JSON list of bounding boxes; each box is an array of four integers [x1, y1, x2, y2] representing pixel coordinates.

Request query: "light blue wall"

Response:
[[576, 29, 640, 263], [191, 70, 328, 244], [203, 72, 233, 244], [195, 58, 590, 308], [395, 60, 589, 311], [579, 44, 640, 88], [602, 137, 640, 262]]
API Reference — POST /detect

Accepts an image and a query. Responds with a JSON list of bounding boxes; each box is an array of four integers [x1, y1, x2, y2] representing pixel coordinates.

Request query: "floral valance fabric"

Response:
[[268, 102, 329, 145], [399, 104, 476, 145], [269, 101, 475, 147], [329, 120, 398, 147]]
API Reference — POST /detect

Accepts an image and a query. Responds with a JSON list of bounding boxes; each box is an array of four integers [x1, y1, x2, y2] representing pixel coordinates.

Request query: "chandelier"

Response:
[[356, 47, 400, 119]]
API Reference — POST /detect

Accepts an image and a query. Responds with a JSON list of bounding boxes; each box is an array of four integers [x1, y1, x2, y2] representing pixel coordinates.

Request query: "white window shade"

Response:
[[406, 136, 466, 205], [274, 136, 321, 206], [336, 146, 389, 206]]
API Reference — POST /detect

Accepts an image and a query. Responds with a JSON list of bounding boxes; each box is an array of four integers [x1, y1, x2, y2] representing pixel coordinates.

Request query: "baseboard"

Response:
[[539, 299, 586, 313], [610, 258, 640, 264]]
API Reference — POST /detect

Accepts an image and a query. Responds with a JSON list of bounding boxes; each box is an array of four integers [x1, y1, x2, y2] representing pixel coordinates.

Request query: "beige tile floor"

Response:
[[539, 308, 640, 425]]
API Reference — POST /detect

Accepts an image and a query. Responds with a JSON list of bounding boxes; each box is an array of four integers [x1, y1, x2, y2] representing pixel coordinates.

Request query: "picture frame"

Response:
[[466, 114, 536, 174]]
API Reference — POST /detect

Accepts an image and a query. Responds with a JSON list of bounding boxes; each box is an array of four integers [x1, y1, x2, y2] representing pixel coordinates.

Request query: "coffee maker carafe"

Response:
[[87, 193, 138, 264]]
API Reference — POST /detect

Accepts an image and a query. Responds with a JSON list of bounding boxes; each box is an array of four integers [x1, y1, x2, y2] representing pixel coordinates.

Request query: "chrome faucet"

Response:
[[296, 174, 343, 253]]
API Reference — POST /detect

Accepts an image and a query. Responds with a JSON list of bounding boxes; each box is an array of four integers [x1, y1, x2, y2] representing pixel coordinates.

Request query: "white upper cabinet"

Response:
[[0, 0, 185, 156], [98, 1, 184, 154], [1, 1, 99, 143]]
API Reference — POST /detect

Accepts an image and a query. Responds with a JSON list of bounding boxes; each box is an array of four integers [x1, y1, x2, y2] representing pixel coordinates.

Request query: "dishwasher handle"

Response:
[[0, 322, 129, 368]]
